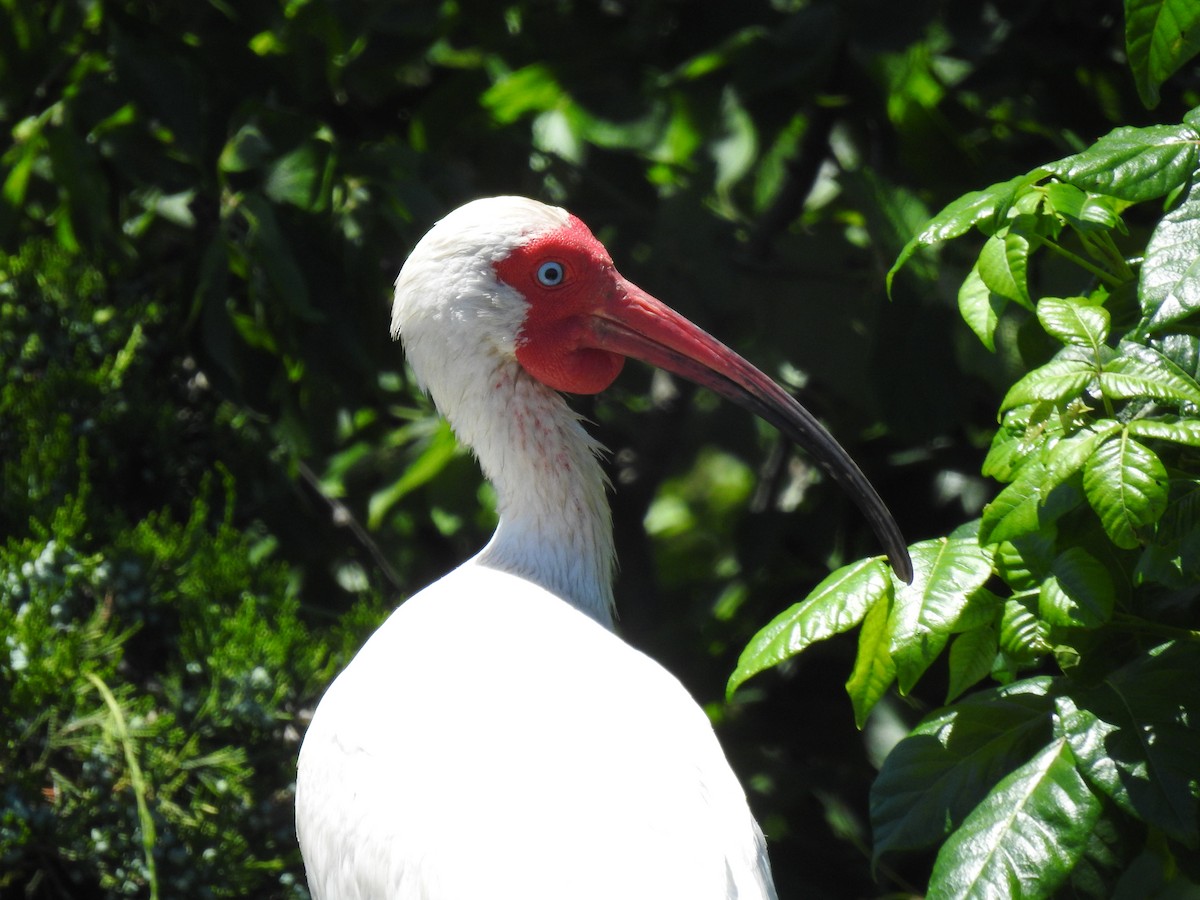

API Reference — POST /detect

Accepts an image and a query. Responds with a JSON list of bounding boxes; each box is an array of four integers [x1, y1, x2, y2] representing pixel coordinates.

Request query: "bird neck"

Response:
[[437, 357, 617, 628]]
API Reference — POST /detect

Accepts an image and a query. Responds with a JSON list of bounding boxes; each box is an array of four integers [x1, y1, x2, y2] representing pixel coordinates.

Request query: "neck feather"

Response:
[[432, 354, 617, 627]]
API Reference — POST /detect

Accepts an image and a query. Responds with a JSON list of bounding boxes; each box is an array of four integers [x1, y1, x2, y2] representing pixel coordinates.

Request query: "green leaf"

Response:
[[845, 591, 896, 728], [983, 405, 1065, 484], [871, 678, 1055, 860], [1044, 121, 1200, 202], [728, 558, 890, 695], [946, 625, 999, 702], [481, 63, 565, 123], [1056, 641, 1200, 845], [219, 123, 273, 173], [994, 532, 1058, 592], [888, 171, 1045, 294], [1044, 182, 1124, 232], [1083, 433, 1169, 549], [1000, 348, 1099, 412], [1037, 296, 1109, 351], [927, 738, 1102, 900], [1125, 1, 1200, 108], [367, 422, 461, 529], [999, 596, 1051, 662], [265, 138, 334, 211], [1141, 178, 1200, 332], [238, 194, 320, 321], [1038, 547, 1116, 629], [1100, 344, 1200, 407], [977, 231, 1032, 309], [889, 538, 995, 694], [1128, 415, 1200, 446], [981, 457, 1081, 546], [1042, 421, 1123, 491], [957, 261, 1004, 351]]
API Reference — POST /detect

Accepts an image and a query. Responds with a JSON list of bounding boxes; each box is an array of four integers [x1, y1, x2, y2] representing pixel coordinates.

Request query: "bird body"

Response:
[[297, 196, 910, 898], [296, 562, 774, 899]]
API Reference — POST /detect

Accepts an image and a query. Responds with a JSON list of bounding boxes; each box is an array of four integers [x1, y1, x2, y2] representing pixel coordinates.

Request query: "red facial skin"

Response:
[[496, 216, 627, 395]]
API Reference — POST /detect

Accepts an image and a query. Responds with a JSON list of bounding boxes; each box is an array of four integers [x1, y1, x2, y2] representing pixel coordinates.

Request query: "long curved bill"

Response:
[[588, 277, 914, 584]]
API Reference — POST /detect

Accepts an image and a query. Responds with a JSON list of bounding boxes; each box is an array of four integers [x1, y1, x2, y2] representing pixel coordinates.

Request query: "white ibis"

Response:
[[295, 196, 911, 899]]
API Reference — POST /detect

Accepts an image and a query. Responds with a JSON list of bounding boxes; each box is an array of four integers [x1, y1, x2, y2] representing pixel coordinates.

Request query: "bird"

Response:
[[295, 196, 912, 900]]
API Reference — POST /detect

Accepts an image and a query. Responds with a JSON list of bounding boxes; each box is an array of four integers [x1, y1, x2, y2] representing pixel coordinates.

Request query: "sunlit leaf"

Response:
[[993, 532, 1057, 593], [1044, 121, 1200, 202], [957, 262, 1003, 350], [1127, 415, 1200, 445], [1042, 421, 1122, 490], [889, 538, 995, 694], [1125, 0, 1200, 108], [367, 422, 461, 529], [265, 138, 334, 210], [977, 231, 1031, 309], [1141, 178, 1200, 332], [845, 592, 896, 729], [983, 405, 1065, 484], [1100, 343, 1200, 406], [1037, 297, 1109, 350], [728, 558, 891, 695], [481, 63, 564, 123], [888, 171, 1045, 294], [1000, 347, 1099, 412], [1082, 433, 1169, 549], [981, 458, 1081, 546], [927, 738, 1101, 900], [999, 596, 1051, 662]]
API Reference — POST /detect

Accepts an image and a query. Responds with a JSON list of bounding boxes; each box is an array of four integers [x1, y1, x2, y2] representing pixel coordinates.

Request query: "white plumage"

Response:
[[297, 196, 910, 899]]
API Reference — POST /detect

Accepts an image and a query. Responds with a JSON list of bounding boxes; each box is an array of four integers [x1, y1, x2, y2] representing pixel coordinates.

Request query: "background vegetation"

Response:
[[2, 0, 1197, 897]]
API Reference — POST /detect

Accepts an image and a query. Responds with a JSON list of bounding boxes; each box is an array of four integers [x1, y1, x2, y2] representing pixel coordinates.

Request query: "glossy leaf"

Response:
[[1125, 0, 1200, 107], [871, 678, 1055, 859], [728, 558, 891, 695], [1083, 434, 1169, 548], [1099, 344, 1200, 407], [1056, 642, 1200, 845], [1044, 122, 1200, 202], [1000, 347, 1099, 412], [946, 625, 999, 702], [977, 231, 1032, 309], [845, 592, 897, 728], [1037, 296, 1109, 350], [1127, 415, 1200, 446], [1141, 179, 1200, 332], [1044, 182, 1124, 232], [981, 458, 1081, 546], [999, 597, 1051, 663], [1042, 421, 1122, 490], [889, 538, 996, 694], [888, 171, 1045, 294], [1038, 547, 1115, 628], [982, 405, 1065, 484], [927, 738, 1102, 900], [958, 262, 1003, 350], [994, 532, 1058, 592]]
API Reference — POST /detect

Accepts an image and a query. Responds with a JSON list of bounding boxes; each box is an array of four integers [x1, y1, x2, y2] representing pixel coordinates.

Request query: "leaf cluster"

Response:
[[731, 42, 1200, 900]]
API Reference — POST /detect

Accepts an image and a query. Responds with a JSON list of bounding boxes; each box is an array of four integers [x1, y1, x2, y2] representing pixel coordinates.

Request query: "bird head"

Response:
[[392, 196, 912, 582]]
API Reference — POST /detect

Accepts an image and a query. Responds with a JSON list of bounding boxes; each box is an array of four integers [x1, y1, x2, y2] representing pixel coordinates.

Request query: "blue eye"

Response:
[[536, 261, 565, 287]]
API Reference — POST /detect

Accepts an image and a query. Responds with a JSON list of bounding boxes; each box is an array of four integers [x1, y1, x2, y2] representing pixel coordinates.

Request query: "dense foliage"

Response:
[[730, 7, 1200, 898], [2, 0, 1197, 897]]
